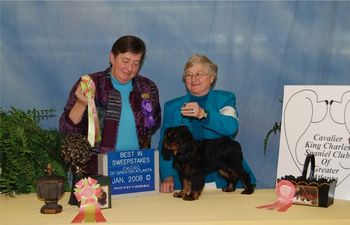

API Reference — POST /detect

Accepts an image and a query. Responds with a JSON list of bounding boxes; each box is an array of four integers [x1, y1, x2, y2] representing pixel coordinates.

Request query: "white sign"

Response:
[[276, 85, 350, 200]]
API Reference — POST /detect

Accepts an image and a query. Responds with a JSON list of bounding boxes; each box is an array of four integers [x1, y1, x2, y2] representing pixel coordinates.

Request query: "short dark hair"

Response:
[[111, 35, 146, 67]]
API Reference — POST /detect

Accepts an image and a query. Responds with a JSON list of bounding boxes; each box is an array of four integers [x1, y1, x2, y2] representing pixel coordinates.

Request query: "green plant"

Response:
[[263, 121, 281, 154], [263, 97, 283, 155], [0, 107, 68, 196]]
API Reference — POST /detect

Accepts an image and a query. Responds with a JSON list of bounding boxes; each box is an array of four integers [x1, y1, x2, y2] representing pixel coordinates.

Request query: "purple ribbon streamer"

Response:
[[141, 99, 154, 128]]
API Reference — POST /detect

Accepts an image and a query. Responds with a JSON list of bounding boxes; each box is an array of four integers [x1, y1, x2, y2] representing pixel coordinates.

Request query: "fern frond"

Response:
[[0, 107, 67, 196], [27, 108, 57, 123]]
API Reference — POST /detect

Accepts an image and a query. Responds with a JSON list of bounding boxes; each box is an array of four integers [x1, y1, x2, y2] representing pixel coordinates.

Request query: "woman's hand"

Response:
[[68, 84, 92, 124], [181, 102, 205, 119], [160, 176, 174, 193], [75, 84, 90, 106]]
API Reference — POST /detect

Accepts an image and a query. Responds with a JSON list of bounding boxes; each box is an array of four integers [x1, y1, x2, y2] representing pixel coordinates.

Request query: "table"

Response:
[[1, 189, 350, 225]]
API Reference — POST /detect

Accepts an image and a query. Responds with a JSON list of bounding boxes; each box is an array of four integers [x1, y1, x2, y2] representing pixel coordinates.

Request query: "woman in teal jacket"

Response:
[[159, 54, 256, 193]]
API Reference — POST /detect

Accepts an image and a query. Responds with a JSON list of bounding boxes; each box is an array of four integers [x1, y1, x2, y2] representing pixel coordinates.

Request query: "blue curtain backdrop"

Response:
[[1, 1, 349, 188]]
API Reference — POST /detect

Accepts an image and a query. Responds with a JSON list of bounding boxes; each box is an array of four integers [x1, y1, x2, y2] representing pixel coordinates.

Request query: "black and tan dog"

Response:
[[162, 125, 254, 200]]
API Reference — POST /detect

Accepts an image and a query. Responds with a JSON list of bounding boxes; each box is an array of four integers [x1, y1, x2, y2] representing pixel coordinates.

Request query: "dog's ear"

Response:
[[162, 145, 172, 161], [179, 125, 194, 142], [161, 128, 172, 161], [176, 138, 195, 161]]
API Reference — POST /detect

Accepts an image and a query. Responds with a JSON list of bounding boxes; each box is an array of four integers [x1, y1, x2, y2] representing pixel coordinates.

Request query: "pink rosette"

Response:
[[256, 180, 296, 212], [276, 180, 296, 201], [71, 177, 106, 223]]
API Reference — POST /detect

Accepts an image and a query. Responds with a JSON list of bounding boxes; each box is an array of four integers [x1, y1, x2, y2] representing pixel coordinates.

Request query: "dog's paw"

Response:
[[183, 192, 200, 201], [173, 192, 184, 198], [183, 195, 195, 201], [183, 194, 199, 201], [240, 187, 254, 195], [222, 186, 236, 192]]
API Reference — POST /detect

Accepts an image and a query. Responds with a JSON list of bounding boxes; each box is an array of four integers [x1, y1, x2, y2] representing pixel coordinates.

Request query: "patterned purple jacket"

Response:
[[59, 67, 161, 153]]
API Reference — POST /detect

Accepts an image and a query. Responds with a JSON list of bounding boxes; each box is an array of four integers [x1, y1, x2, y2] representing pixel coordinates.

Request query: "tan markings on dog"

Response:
[[218, 169, 229, 179], [182, 179, 191, 196], [164, 142, 179, 155], [183, 191, 200, 201], [183, 164, 194, 176], [174, 179, 191, 198], [223, 183, 235, 192], [192, 191, 200, 200]]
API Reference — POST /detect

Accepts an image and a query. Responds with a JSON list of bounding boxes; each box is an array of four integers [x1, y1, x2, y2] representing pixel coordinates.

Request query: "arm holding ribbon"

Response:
[[69, 83, 90, 125], [59, 75, 100, 147], [63, 75, 100, 147], [60, 78, 88, 136]]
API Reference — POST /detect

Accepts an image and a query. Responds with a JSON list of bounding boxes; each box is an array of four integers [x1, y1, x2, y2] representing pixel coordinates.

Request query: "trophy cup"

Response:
[[36, 163, 65, 214]]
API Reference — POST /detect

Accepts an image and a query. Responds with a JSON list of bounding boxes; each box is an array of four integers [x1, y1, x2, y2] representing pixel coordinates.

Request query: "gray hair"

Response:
[[183, 54, 218, 87]]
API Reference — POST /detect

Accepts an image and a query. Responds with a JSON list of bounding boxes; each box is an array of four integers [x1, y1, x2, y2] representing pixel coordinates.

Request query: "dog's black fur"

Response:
[[162, 125, 254, 200]]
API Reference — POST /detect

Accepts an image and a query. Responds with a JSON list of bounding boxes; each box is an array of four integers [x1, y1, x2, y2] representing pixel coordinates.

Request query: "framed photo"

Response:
[[91, 175, 111, 209], [293, 185, 319, 206]]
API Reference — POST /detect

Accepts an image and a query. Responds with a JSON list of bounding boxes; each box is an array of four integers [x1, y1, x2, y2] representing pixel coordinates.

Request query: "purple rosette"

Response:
[[141, 99, 155, 128]]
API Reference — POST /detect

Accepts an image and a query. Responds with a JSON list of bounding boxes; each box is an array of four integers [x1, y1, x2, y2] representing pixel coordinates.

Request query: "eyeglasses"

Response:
[[184, 72, 208, 80]]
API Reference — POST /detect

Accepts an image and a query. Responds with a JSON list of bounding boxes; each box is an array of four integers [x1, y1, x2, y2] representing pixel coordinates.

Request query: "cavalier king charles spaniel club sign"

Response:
[[98, 149, 159, 199], [276, 85, 350, 201]]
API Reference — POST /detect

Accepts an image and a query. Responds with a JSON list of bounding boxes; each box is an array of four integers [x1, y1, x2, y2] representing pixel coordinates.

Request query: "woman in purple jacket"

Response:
[[59, 35, 161, 156]]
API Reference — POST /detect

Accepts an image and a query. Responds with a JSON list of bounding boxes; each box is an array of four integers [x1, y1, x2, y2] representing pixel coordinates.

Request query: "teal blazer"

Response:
[[158, 89, 256, 190]]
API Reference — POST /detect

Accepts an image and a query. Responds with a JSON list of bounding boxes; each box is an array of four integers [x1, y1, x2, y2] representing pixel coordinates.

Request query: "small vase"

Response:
[[36, 164, 65, 214]]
